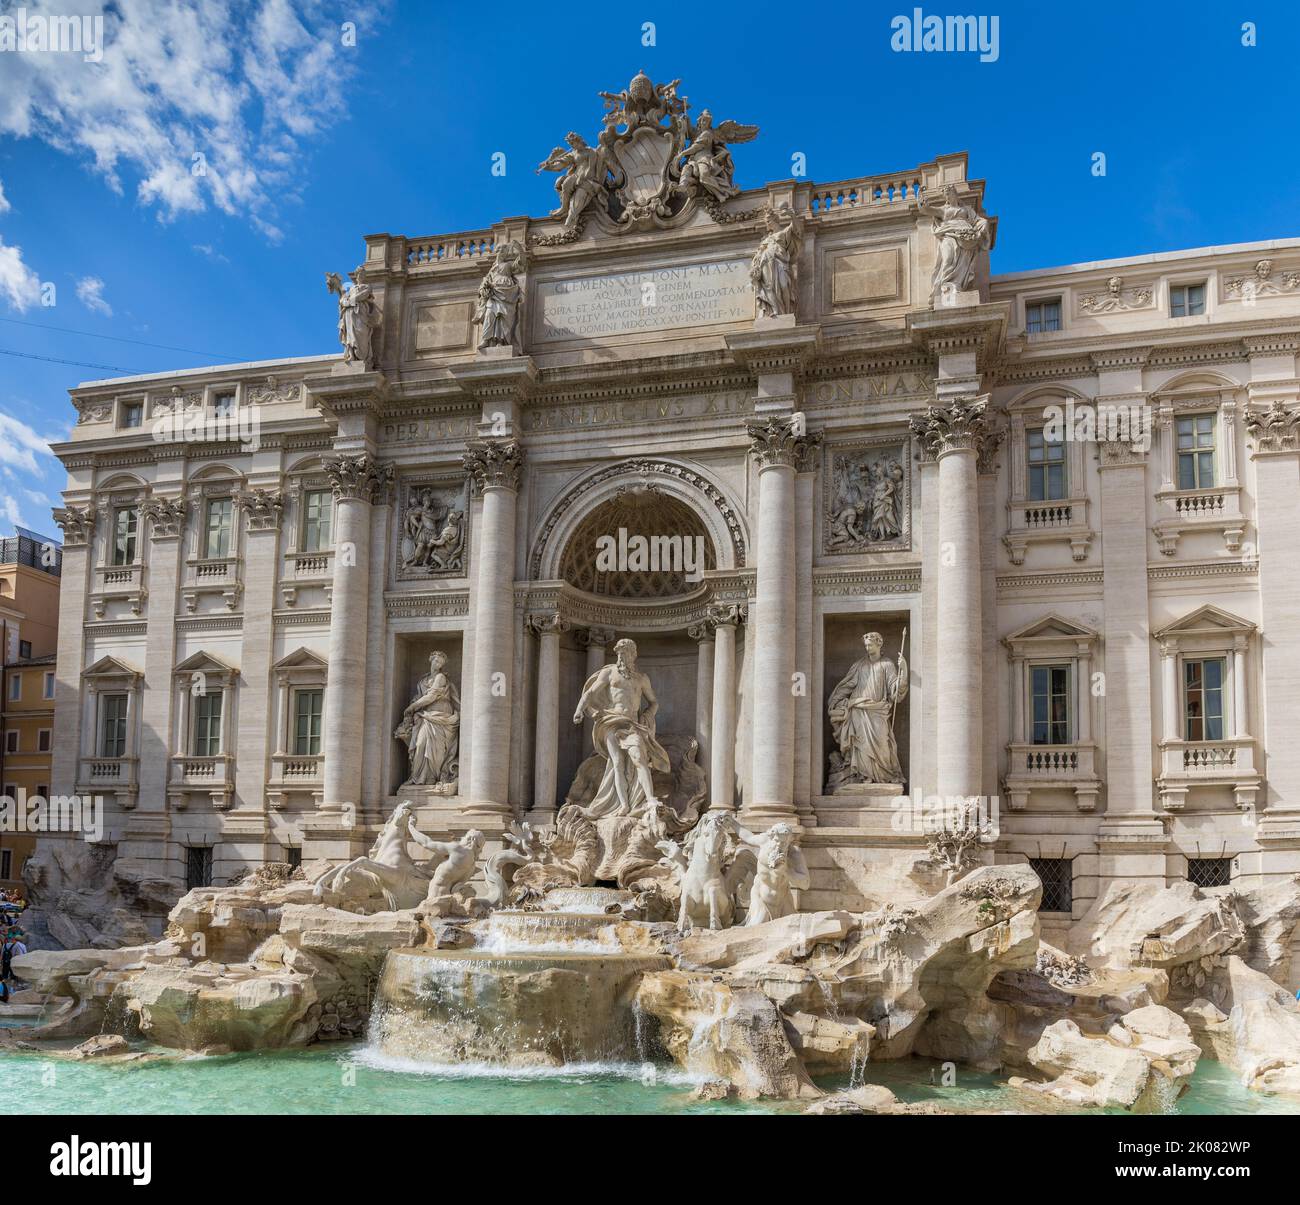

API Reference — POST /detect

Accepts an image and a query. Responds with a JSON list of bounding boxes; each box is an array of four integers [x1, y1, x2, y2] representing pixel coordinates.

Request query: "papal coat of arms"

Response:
[[535, 71, 758, 241]]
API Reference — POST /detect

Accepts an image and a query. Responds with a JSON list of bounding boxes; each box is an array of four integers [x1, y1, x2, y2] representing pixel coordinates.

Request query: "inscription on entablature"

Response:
[[382, 416, 478, 445], [809, 374, 934, 405], [533, 259, 753, 342], [525, 390, 753, 433]]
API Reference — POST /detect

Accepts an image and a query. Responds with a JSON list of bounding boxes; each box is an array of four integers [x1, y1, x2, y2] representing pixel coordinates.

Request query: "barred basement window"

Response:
[[1029, 857, 1073, 913], [1188, 857, 1232, 889], [186, 846, 213, 890], [284, 847, 302, 870]]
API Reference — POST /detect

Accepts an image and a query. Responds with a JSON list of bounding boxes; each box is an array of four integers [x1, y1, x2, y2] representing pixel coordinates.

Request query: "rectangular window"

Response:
[[293, 689, 324, 756], [1170, 282, 1206, 317], [7, 675, 20, 702], [185, 846, 214, 890], [192, 690, 223, 757], [1026, 298, 1062, 334], [18, 640, 31, 660], [1026, 428, 1068, 501], [1187, 858, 1232, 889], [112, 506, 139, 565], [1184, 658, 1226, 741], [283, 847, 303, 870], [1029, 858, 1073, 913], [100, 693, 128, 758], [38, 729, 51, 753], [213, 392, 236, 418], [1176, 414, 1216, 490], [204, 498, 234, 559], [301, 490, 333, 552], [121, 402, 143, 429], [43, 672, 54, 700], [3, 731, 17, 755], [0, 850, 10, 880], [1031, 664, 1072, 745]]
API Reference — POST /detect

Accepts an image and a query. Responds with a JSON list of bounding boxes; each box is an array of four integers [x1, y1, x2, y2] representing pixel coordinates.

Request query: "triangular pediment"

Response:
[[83, 654, 143, 680], [273, 647, 328, 672], [173, 650, 239, 675], [1155, 605, 1255, 639], [1004, 613, 1098, 644]]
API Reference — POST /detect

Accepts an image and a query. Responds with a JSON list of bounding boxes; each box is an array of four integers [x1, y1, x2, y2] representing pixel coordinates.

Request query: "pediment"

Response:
[[273, 647, 328, 672], [173, 650, 239, 676], [1004, 613, 1099, 644], [1155, 604, 1255, 639], [83, 654, 143, 681]]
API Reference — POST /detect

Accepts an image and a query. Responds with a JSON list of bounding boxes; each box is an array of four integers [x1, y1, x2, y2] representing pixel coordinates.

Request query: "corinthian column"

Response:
[[745, 418, 821, 824], [910, 398, 996, 801], [708, 603, 744, 811], [529, 611, 568, 824], [320, 454, 392, 819], [463, 438, 524, 816]]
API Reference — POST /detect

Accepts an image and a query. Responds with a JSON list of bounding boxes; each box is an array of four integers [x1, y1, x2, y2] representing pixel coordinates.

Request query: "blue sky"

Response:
[[0, 0, 1295, 535]]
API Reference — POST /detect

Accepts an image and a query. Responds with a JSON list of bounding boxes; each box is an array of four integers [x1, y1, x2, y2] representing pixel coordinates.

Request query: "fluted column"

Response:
[[688, 620, 715, 788], [529, 611, 567, 823], [320, 454, 391, 819], [463, 438, 524, 816], [910, 398, 997, 801], [708, 604, 743, 811], [50, 505, 96, 799], [745, 418, 820, 823]]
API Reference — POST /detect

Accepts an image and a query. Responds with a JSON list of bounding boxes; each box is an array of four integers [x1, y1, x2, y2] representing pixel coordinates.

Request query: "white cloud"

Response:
[[0, 494, 22, 529], [76, 274, 113, 316], [0, 236, 42, 310], [0, 177, 9, 214], [0, 1, 387, 236], [0, 410, 59, 475]]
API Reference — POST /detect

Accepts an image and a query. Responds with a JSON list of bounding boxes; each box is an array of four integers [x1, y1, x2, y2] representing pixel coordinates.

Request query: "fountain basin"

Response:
[[369, 948, 670, 1067], [539, 887, 636, 914]]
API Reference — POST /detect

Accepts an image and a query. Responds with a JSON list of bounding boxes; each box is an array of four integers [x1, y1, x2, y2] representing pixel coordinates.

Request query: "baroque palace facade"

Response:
[[42, 76, 1300, 947]]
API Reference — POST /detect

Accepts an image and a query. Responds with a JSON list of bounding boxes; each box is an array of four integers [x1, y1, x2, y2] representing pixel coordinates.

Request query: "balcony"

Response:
[[168, 754, 235, 809], [1152, 485, 1246, 556], [1003, 741, 1101, 811], [182, 556, 242, 612], [1003, 496, 1094, 565], [76, 755, 139, 807], [90, 562, 147, 619], [1158, 737, 1259, 811], [280, 549, 333, 607], [267, 753, 324, 810]]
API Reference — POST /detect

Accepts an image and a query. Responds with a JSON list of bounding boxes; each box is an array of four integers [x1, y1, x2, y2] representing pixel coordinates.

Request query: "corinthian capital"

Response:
[[463, 438, 524, 492], [746, 417, 821, 471], [141, 496, 189, 539], [527, 611, 569, 637], [236, 488, 285, 531], [909, 396, 998, 461], [323, 453, 393, 503], [1245, 400, 1300, 454], [53, 504, 98, 546], [706, 602, 747, 629]]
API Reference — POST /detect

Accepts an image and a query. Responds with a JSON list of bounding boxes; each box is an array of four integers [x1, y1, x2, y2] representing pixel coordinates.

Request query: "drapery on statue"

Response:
[[326, 269, 383, 369], [571, 637, 671, 835], [536, 130, 623, 232], [827, 631, 908, 789], [475, 241, 524, 352], [750, 203, 803, 318], [395, 651, 460, 789], [677, 108, 759, 203], [919, 184, 992, 302]]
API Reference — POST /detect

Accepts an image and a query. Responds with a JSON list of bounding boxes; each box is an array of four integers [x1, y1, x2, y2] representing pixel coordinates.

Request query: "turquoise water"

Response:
[[3, 1042, 1297, 1115]]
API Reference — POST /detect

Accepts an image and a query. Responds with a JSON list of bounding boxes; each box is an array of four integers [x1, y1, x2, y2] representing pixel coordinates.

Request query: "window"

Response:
[[121, 401, 143, 429], [185, 846, 214, 890], [18, 640, 31, 660], [112, 506, 139, 565], [1170, 282, 1206, 317], [1027, 428, 1067, 500], [1175, 414, 1215, 489], [3, 731, 17, 754], [1026, 297, 1062, 334], [1187, 858, 1232, 889], [283, 847, 303, 870], [99, 693, 128, 758], [43, 672, 54, 700], [302, 490, 333, 552], [7, 675, 19, 702], [213, 392, 236, 418], [0, 850, 10, 880], [293, 689, 324, 756], [38, 729, 51, 753], [1029, 858, 1073, 913], [192, 690, 223, 756], [204, 498, 234, 559], [1184, 658, 1226, 741], [1031, 664, 1071, 745]]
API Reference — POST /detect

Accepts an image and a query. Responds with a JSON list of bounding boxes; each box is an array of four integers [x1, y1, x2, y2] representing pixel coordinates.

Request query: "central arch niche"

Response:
[[557, 487, 717, 598]]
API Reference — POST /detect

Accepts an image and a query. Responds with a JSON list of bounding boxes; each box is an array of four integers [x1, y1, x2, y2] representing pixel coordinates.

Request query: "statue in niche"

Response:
[[571, 637, 671, 834], [750, 203, 803, 319], [475, 241, 525, 352], [537, 130, 623, 233], [677, 109, 759, 203], [395, 651, 460, 791], [919, 184, 992, 302], [827, 631, 908, 790], [400, 489, 465, 574], [827, 452, 905, 550], [326, 269, 383, 369]]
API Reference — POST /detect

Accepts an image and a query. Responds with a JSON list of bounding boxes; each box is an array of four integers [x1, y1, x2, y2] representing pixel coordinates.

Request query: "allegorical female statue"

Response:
[[326, 269, 383, 369], [919, 184, 992, 302], [827, 631, 908, 789], [395, 651, 460, 790], [475, 242, 524, 352], [750, 203, 802, 318]]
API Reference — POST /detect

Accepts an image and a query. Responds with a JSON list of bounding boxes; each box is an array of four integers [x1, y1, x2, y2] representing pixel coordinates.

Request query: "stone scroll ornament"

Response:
[[534, 71, 760, 243], [919, 184, 992, 303], [326, 269, 383, 369], [395, 650, 460, 793]]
